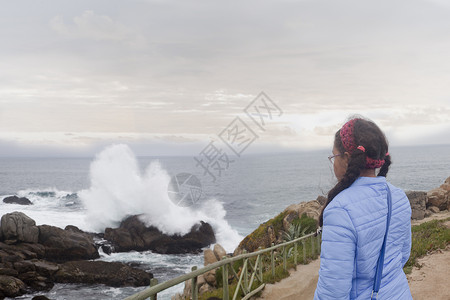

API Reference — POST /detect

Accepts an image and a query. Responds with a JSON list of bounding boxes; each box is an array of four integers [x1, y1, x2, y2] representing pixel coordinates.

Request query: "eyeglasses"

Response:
[[328, 153, 343, 164]]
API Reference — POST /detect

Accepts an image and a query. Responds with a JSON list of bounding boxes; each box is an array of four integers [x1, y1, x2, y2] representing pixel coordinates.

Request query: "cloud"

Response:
[[50, 10, 144, 45], [1, 0, 450, 156]]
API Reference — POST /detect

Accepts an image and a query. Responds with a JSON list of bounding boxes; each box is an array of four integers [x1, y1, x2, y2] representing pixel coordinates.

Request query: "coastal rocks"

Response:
[[236, 200, 319, 254], [38, 225, 99, 261], [427, 177, 450, 211], [204, 249, 218, 266], [2, 196, 32, 205], [213, 244, 227, 261], [104, 215, 216, 254], [175, 243, 227, 300], [0, 275, 26, 297], [54, 261, 152, 287], [428, 206, 440, 214], [283, 199, 322, 221], [1, 212, 39, 244], [406, 191, 427, 220], [0, 212, 160, 298]]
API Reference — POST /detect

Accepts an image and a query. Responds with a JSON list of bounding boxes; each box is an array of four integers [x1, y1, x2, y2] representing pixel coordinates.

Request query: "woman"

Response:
[[314, 118, 412, 299]]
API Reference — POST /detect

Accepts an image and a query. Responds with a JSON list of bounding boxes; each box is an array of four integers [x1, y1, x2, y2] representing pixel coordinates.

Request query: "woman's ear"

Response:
[[343, 151, 351, 166]]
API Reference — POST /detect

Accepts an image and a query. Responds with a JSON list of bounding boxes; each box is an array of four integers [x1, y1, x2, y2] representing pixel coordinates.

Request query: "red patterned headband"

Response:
[[340, 119, 388, 169], [340, 118, 359, 153]]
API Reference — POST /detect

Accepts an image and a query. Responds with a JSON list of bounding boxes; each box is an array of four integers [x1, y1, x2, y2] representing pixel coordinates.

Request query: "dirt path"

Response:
[[407, 246, 450, 300], [252, 259, 319, 300], [252, 213, 450, 300]]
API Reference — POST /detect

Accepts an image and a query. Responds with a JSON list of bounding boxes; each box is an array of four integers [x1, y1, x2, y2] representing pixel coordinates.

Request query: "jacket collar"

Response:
[[351, 176, 387, 187]]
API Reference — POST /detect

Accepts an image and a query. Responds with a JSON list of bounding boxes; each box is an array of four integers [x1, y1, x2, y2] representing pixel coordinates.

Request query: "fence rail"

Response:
[[125, 231, 321, 300]]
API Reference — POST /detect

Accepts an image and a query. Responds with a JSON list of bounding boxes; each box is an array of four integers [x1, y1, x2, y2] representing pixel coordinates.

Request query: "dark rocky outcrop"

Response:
[[54, 260, 152, 287], [406, 191, 427, 220], [38, 225, 99, 262], [3, 196, 32, 205], [0, 275, 26, 298], [0, 213, 154, 298], [1, 212, 39, 244], [104, 215, 215, 254]]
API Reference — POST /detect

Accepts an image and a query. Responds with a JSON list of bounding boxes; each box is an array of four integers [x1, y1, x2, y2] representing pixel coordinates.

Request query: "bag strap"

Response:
[[371, 184, 392, 300]]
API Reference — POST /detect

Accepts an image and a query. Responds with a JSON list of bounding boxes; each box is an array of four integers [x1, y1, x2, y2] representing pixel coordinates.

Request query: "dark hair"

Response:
[[319, 118, 391, 226]]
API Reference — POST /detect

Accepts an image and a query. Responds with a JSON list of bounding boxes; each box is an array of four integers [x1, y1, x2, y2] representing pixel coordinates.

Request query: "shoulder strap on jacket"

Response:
[[371, 184, 393, 299]]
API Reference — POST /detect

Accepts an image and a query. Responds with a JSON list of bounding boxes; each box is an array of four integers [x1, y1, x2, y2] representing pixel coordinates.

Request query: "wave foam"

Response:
[[79, 144, 243, 252]]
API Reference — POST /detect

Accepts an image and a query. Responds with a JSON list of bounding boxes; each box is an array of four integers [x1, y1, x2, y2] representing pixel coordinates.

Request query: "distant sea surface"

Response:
[[0, 144, 449, 299]]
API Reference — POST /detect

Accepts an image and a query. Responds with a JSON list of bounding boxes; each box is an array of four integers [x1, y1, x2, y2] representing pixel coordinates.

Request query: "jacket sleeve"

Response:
[[401, 220, 412, 267], [314, 207, 356, 300]]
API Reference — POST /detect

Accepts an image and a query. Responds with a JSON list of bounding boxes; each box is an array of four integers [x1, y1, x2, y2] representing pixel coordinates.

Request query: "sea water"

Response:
[[1, 144, 449, 299]]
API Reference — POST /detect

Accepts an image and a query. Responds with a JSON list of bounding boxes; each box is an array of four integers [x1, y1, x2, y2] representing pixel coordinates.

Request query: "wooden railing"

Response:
[[124, 231, 321, 300]]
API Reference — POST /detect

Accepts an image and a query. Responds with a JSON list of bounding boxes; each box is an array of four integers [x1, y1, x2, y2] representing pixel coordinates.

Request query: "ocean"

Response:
[[0, 144, 449, 299]]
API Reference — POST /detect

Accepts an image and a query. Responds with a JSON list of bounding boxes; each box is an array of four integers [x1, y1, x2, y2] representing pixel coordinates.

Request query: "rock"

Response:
[[424, 209, 433, 218], [38, 225, 99, 262], [267, 226, 276, 244], [104, 215, 215, 254], [283, 200, 322, 221], [64, 225, 86, 234], [0, 212, 39, 244], [204, 249, 217, 266], [17, 271, 54, 291], [316, 195, 327, 206], [0, 268, 18, 277], [14, 243, 45, 259], [3, 196, 32, 205], [199, 282, 213, 294], [54, 260, 152, 287], [283, 211, 298, 231], [428, 206, 440, 214], [0, 275, 25, 297], [204, 270, 216, 286], [13, 260, 36, 273], [197, 274, 206, 287], [213, 244, 227, 261], [31, 260, 59, 277], [427, 177, 450, 211], [183, 278, 191, 299], [406, 191, 427, 220], [171, 293, 183, 300]]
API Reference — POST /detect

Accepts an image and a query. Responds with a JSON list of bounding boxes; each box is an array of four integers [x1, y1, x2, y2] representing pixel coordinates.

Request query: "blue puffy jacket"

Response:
[[314, 176, 412, 300]]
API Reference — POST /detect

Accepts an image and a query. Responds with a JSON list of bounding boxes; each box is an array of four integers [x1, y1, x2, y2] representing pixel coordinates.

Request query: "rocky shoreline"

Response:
[[0, 210, 216, 299]]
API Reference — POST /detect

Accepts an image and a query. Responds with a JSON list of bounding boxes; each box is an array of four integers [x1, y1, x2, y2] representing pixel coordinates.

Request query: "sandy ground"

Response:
[[407, 245, 450, 300], [252, 212, 450, 300], [252, 259, 319, 300]]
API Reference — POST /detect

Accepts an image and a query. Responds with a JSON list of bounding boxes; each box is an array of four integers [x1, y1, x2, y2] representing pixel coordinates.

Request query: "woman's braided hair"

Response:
[[319, 118, 391, 227]]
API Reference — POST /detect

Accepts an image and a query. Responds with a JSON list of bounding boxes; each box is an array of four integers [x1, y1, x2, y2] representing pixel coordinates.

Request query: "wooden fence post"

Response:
[[302, 240, 306, 263], [294, 241, 298, 268], [191, 266, 198, 300], [222, 257, 229, 300], [150, 278, 158, 300], [271, 243, 275, 277]]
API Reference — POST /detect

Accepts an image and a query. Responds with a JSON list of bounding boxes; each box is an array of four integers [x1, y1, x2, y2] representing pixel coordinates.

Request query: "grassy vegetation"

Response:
[[237, 211, 288, 253], [237, 212, 318, 253], [403, 217, 450, 274]]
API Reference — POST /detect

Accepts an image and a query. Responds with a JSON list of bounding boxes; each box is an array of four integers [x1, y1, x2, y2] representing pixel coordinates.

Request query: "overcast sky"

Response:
[[1, 0, 449, 157]]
